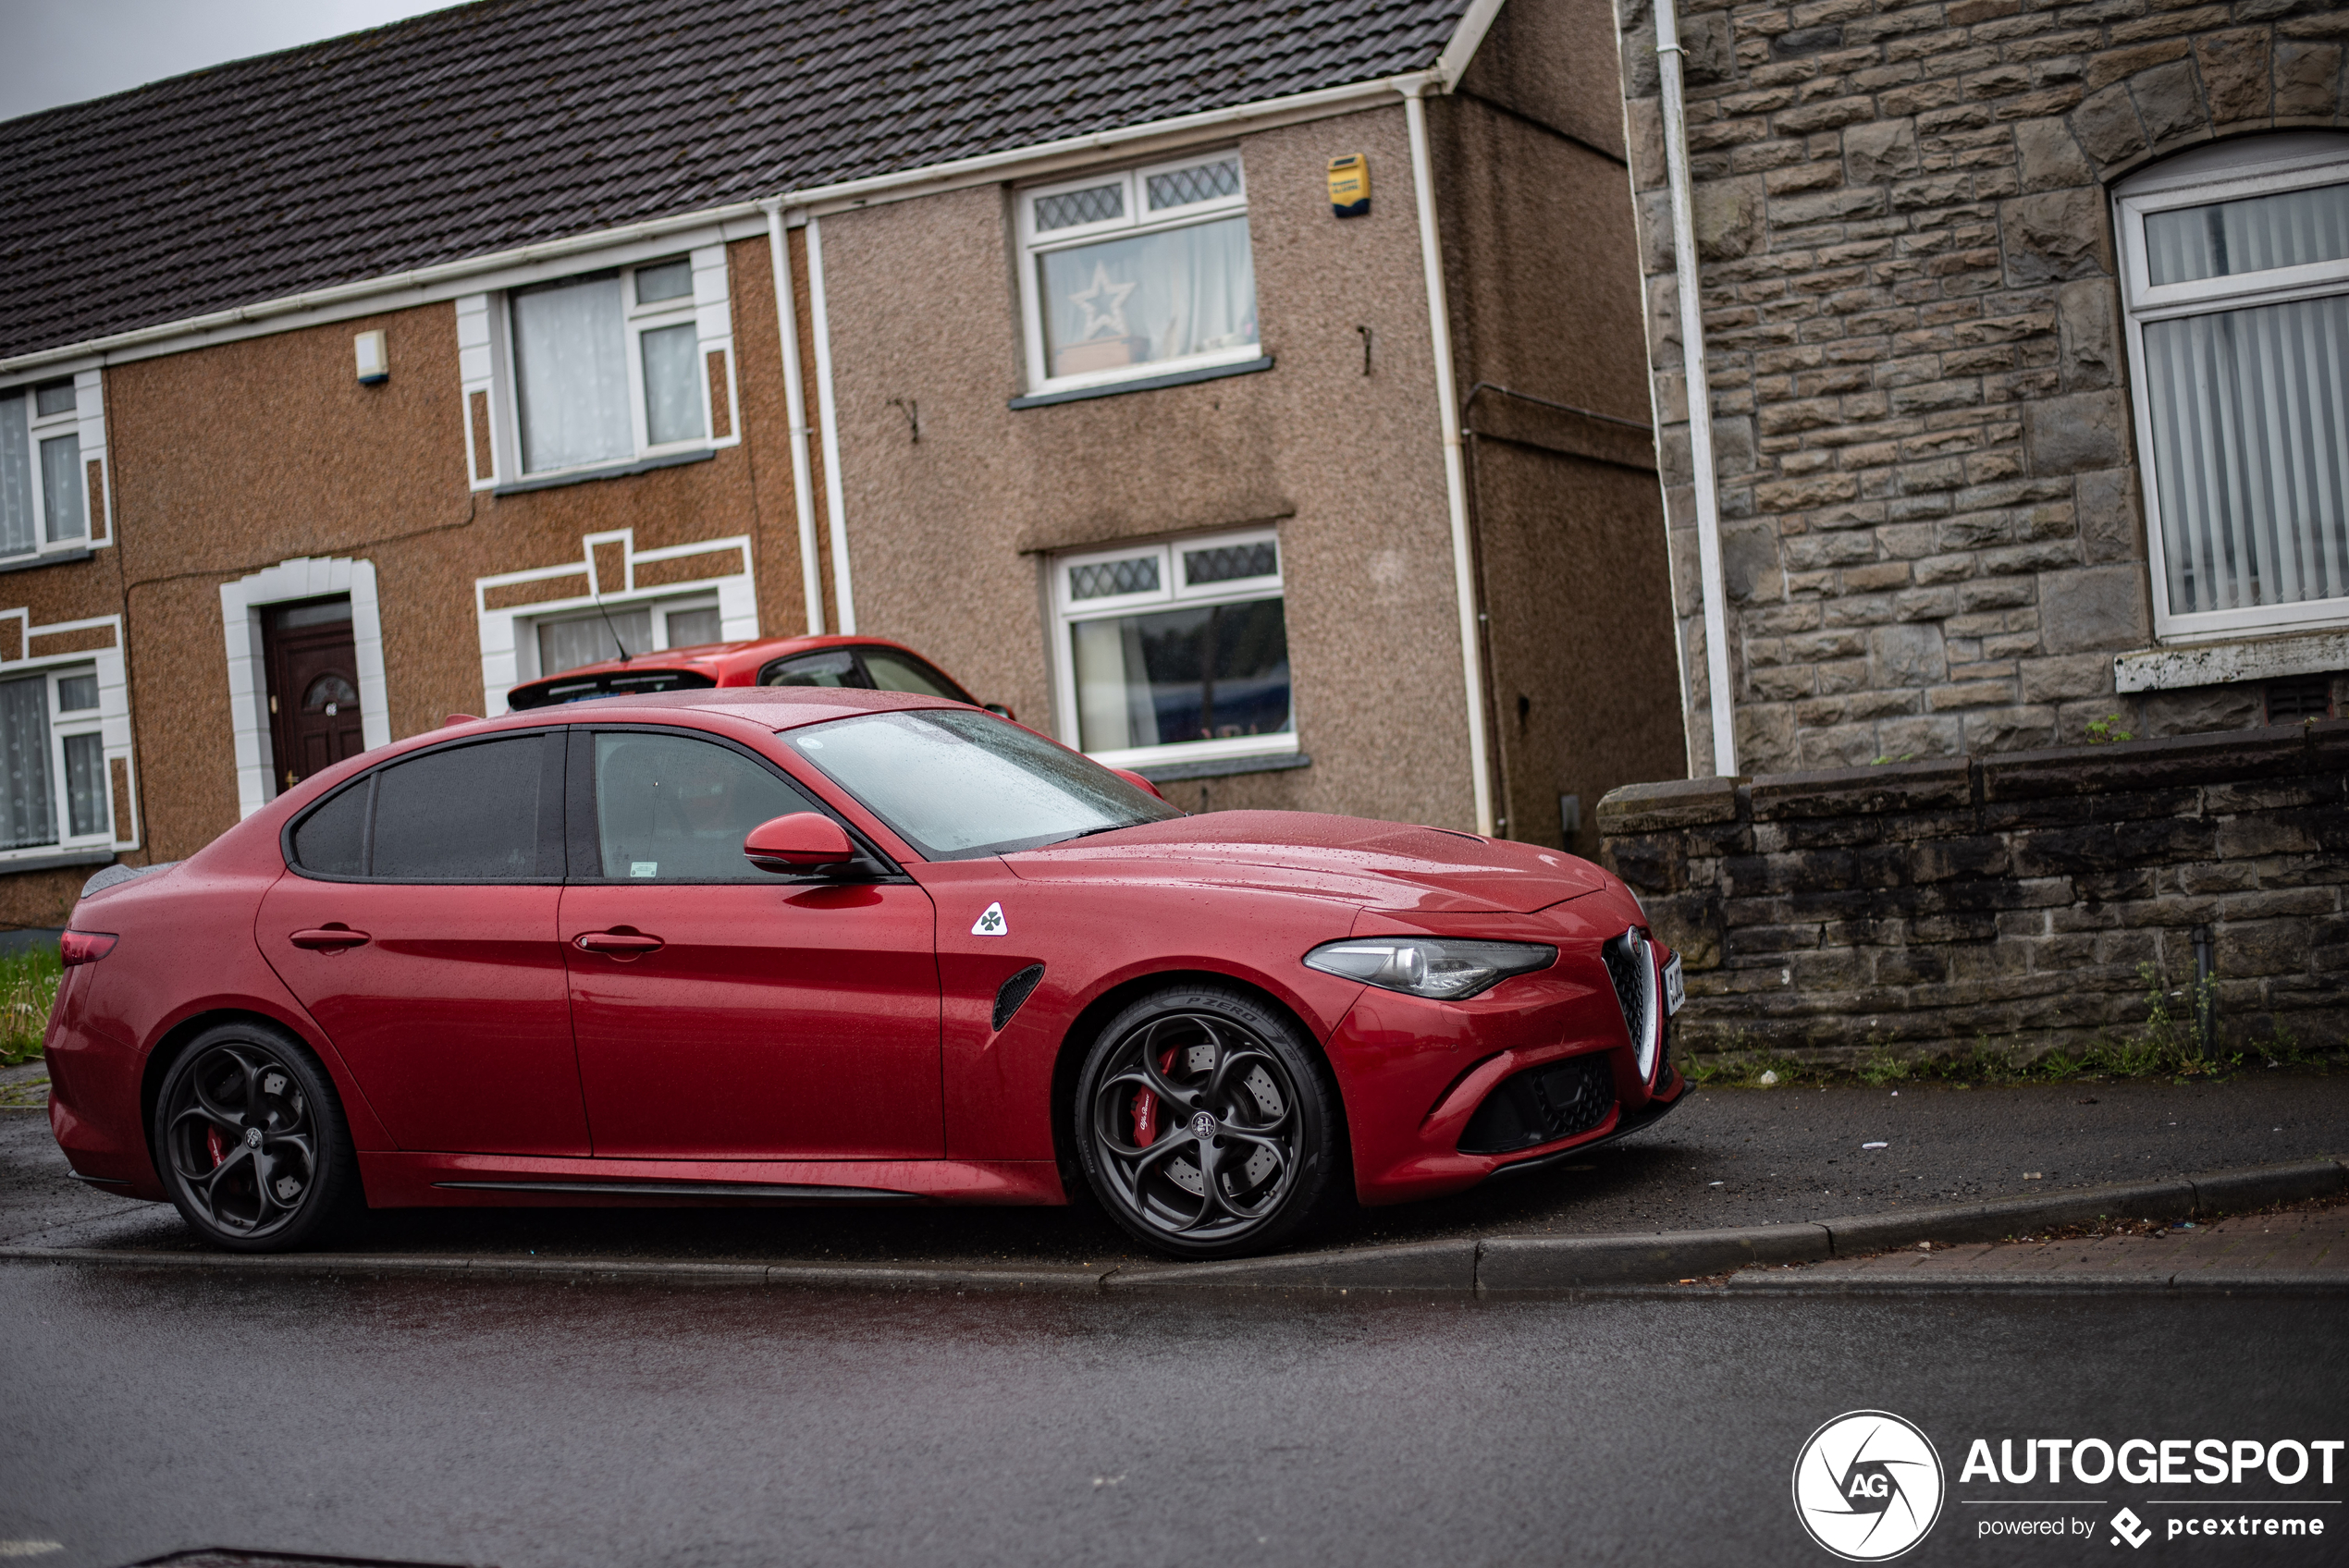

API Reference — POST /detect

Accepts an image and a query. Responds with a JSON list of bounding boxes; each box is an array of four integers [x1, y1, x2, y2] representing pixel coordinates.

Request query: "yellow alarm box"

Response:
[[1327, 154, 1369, 218]]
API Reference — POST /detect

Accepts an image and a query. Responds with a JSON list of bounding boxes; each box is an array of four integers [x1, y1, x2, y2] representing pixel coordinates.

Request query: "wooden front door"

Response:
[[263, 596, 365, 792]]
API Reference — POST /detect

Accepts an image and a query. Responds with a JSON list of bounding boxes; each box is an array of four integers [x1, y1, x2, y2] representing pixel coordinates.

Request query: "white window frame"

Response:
[[1016, 150, 1259, 398], [2115, 133, 2349, 643], [0, 368, 108, 563], [0, 612, 140, 864], [473, 529, 758, 713], [1050, 526, 1297, 770], [521, 590, 726, 682], [458, 244, 739, 489]]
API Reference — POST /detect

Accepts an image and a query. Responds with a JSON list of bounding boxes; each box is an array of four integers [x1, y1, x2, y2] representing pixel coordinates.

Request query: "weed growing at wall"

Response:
[[0, 947, 61, 1066]]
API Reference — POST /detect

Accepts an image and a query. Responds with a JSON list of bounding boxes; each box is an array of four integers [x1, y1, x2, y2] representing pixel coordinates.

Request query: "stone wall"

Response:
[[1596, 718, 2348, 1059], [1613, 0, 2349, 776]]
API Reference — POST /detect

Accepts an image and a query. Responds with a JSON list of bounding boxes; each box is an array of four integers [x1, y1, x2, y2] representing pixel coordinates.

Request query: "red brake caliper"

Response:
[[1130, 1049, 1179, 1145], [205, 1125, 228, 1169]]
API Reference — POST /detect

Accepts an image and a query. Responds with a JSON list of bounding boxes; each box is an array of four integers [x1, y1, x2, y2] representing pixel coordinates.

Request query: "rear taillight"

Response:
[[60, 930, 117, 966]]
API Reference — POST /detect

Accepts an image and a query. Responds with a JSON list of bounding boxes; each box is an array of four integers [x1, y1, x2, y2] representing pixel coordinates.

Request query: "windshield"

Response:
[[784, 708, 1182, 860]]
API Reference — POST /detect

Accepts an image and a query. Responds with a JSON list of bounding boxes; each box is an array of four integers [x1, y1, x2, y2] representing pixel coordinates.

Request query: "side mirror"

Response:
[[744, 812, 857, 873], [983, 702, 1017, 721], [1110, 768, 1165, 801]]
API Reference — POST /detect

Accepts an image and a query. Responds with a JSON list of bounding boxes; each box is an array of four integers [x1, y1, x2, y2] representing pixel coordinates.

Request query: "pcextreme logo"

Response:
[[1793, 1410, 1948, 1562]]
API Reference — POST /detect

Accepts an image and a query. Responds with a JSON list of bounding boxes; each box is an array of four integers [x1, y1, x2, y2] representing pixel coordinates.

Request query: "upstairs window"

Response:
[[510, 257, 707, 476], [2117, 134, 2349, 641], [1052, 529, 1293, 769], [1017, 153, 1260, 396], [0, 378, 87, 559]]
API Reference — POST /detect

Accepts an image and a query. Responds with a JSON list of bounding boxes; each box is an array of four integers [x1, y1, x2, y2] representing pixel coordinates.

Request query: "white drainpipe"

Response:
[[763, 202, 828, 637], [804, 215, 857, 635], [1401, 80, 1496, 838], [1654, 0, 1738, 778]]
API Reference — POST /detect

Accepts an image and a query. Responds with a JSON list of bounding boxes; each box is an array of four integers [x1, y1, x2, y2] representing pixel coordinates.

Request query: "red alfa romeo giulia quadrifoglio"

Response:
[[45, 688, 1683, 1259]]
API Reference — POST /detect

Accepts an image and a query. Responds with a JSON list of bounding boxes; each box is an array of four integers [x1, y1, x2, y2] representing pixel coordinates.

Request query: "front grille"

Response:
[[1458, 1053, 1616, 1155], [1601, 928, 1658, 1082]]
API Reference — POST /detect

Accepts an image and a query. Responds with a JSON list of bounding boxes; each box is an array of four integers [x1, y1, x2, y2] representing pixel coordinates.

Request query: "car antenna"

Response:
[[590, 588, 632, 665]]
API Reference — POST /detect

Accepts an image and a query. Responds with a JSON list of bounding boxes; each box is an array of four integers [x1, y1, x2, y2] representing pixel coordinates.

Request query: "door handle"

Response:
[[575, 930, 665, 957], [290, 926, 370, 951]]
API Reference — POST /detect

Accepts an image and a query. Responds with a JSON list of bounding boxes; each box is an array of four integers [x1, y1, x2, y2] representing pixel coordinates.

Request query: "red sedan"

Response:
[[503, 632, 1007, 716], [45, 688, 1684, 1259]]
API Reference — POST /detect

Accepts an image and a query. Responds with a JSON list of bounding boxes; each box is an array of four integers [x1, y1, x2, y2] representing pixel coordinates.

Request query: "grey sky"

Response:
[[1, 0, 466, 121]]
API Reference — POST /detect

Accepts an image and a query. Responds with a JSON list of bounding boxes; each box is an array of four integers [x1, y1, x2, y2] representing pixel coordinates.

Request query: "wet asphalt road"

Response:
[[6, 1072, 2343, 1268], [2, 1264, 2342, 1568]]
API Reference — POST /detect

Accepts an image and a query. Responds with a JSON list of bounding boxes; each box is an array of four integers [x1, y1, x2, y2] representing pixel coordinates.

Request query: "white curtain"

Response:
[[1040, 215, 1257, 371], [641, 323, 703, 446], [62, 732, 106, 839], [2145, 292, 2349, 615], [2146, 181, 2349, 284], [0, 395, 32, 557], [513, 275, 633, 472], [538, 609, 652, 676], [0, 677, 53, 850], [1071, 617, 1161, 752], [40, 432, 82, 542]]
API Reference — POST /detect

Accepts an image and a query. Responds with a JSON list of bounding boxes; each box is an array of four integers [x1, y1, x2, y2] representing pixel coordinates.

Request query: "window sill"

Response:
[[1009, 355, 1273, 410], [0, 547, 94, 576], [494, 447, 716, 496], [1134, 751, 1310, 785], [0, 848, 115, 877], [2114, 628, 2349, 692]]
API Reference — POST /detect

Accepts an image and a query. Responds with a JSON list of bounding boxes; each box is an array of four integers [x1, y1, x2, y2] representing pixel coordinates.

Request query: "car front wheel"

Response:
[[153, 1022, 359, 1253], [1074, 983, 1344, 1260]]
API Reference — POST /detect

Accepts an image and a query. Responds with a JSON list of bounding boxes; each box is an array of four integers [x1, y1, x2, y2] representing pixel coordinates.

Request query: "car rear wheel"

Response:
[[153, 1022, 360, 1253], [1074, 983, 1344, 1260]]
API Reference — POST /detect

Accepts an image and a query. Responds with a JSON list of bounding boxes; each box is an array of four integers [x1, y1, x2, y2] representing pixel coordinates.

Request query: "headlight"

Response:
[[1303, 937, 1556, 1000]]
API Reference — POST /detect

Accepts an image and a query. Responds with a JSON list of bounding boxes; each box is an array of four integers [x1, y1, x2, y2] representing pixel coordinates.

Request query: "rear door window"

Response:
[[287, 732, 564, 880], [759, 650, 859, 688]]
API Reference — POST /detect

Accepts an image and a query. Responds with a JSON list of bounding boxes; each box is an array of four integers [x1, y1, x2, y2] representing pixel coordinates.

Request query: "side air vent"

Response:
[[1457, 1053, 1616, 1155], [992, 963, 1045, 1031]]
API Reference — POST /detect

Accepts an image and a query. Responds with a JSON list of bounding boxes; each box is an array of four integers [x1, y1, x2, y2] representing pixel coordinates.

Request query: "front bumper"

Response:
[[1330, 934, 1686, 1207]]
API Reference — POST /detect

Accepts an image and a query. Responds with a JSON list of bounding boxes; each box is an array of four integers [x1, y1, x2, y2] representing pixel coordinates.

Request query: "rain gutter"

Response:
[[763, 202, 828, 637], [1654, 0, 1738, 777]]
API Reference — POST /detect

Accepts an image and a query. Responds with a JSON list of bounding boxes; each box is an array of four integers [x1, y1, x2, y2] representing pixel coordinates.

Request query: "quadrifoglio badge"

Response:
[[1794, 1414, 2344, 1557]]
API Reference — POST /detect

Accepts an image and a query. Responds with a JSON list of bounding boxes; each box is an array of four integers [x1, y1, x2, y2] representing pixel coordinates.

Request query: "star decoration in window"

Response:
[[1067, 263, 1137, 340]]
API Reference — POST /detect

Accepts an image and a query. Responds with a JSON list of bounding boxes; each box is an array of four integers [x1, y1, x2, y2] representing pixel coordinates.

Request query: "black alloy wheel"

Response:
[[1074, 983, 1344, 1259], [154, 1023, 358, 1252]]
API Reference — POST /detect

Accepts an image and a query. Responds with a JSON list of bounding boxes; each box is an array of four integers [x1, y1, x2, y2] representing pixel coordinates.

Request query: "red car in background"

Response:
[[45, 688, 1684, 1260], [505, 633, 1009, 717]]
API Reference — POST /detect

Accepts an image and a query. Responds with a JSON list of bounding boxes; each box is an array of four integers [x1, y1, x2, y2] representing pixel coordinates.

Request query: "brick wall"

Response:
[[1615, 0, 2349, 776], [1597, 718, 2348, 1059]]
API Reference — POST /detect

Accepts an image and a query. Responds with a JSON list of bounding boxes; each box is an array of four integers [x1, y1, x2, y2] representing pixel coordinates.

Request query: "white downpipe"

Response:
[[1655, 0, 1738, 778], [1402, 83, 1494, 839], [804, 215, 857, 635], [764, 202, 828, 637]]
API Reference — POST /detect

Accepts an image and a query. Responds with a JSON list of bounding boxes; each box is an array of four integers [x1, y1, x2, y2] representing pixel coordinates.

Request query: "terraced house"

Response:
[[0, 0, 1691, 931]]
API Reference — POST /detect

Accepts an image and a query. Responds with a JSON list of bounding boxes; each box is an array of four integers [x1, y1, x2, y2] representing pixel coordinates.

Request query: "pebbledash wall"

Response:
[[1598, 720, 2348, 1060], [1614, 0, 2349, 776]]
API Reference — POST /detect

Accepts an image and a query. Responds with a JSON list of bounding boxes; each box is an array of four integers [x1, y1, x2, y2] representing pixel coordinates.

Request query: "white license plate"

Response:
[[1663, 951, 1684, 1016]]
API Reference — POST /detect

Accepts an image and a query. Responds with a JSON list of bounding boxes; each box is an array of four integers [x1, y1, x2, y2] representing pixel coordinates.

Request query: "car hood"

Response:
[[1002, 811, 1609, 914]]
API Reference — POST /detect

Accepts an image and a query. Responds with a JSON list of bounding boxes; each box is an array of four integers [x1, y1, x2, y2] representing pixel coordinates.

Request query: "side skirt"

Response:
[[358, 1152, 1068, 1209]]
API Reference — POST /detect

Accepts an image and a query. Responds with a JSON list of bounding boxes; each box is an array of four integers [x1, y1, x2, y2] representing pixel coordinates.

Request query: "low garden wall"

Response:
[[1597, 720, 2347, 1063]]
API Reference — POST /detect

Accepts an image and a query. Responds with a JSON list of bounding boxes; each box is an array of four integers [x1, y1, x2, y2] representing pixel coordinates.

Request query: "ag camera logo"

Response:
[[1794, 1410, 1947, 1561]]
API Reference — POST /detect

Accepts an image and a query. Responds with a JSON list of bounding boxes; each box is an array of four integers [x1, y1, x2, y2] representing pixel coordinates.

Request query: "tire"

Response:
[[1073, 982, 1346, 1260], [152, 1021, 361, 1253]]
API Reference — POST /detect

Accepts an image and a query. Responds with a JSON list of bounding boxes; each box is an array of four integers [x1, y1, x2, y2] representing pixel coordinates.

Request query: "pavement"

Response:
[[3, 1059, 2343, 1292], [3, 1268, 2343, 1568]]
